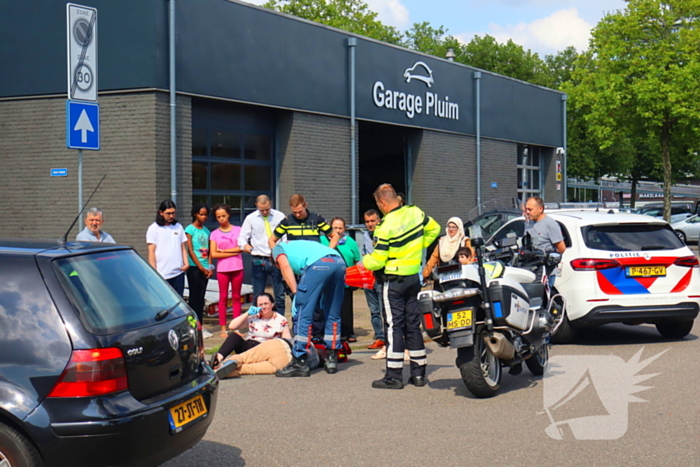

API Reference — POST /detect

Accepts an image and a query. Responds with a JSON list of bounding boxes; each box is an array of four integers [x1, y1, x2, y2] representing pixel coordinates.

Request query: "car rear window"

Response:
[[582, 224, 684, 251], [54, 250, 188, 335]]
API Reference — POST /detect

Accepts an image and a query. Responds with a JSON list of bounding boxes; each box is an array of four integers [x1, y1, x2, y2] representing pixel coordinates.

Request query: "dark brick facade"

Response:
[[0, 92, 192, 256]]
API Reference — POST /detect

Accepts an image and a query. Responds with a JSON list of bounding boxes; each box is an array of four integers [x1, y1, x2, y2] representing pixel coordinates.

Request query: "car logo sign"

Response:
[[168, 330, 179, 351], [643, 253, 651, 261]]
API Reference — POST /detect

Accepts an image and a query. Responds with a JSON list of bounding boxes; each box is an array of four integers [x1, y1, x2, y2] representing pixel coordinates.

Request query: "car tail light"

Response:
[[48, 348, 128, 398], [674, 256, 699, 268], [570, 258, 621, 271]]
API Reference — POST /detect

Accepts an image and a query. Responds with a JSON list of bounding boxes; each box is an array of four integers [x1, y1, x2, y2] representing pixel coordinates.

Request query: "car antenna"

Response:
[[59, 174, 107, 247]]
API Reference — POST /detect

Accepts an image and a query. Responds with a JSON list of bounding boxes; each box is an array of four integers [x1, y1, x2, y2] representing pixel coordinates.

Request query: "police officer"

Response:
[[362, 184, 440, 389]]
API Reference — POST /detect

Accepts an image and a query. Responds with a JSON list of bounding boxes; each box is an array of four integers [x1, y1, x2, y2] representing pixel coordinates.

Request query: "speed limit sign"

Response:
[[67, 4, 97, 102]]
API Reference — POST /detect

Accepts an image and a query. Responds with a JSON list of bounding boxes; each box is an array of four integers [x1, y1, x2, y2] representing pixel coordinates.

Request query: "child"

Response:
[[457, 246, 473, 265]]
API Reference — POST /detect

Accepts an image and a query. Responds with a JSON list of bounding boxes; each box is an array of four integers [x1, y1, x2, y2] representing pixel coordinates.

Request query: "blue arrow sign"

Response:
[[66, 100, 100, 150]]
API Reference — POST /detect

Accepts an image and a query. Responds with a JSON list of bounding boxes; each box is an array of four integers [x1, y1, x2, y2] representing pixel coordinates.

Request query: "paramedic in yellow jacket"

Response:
[[362, 184, 440, 390]]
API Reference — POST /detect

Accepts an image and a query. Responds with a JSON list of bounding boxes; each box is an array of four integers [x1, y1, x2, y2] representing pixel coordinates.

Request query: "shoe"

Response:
[[215, 359, 239, 379], [347, 336, 357, 343], [208, 353, 220, 369], [275, 355, 310, 378], [202, 329, 213, 339], [371, 349, 386, 360], [372, 377, 404, 390], [408, 376, 426, 387], [324, 350, 338, 374], [367, 339, 385, 350]]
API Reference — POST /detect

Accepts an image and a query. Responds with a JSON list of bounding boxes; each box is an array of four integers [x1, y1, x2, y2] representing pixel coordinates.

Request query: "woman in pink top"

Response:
[[210, 204, 244, 338]]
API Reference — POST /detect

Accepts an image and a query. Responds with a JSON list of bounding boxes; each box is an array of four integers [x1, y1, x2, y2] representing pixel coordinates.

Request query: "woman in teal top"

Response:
[[185, 203, 212, 322], [322, 217, 361, 342]]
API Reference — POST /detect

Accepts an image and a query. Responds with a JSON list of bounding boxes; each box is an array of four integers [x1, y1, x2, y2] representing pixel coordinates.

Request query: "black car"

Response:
[[0, 240, 218, 467]]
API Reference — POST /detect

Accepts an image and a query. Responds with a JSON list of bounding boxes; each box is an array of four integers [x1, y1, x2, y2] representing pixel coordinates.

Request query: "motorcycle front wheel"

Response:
[[456, 333, 501, 398], [525, 344, 548, 376]]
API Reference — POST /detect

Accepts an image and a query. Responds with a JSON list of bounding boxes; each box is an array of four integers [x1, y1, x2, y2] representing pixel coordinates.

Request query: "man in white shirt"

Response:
[[76, 207, 116, 243], [147, 200, 189, 296], [239, 195, 287, 315]]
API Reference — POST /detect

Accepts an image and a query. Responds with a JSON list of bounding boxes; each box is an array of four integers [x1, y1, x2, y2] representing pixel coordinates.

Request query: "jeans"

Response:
[[292, 256, 345, 358], [185, 267, 209, 322], [251, 257, 286, 316], [364, 281, 385, 341], [166, 272, 185, 297]]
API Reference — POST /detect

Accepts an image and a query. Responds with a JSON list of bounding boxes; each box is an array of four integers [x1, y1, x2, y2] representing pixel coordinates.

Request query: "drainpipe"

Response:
[[562, 94, 568, 202], [348, 37, 357, 224], [169, 0, 177, 203], [474, 72, 482, 214]]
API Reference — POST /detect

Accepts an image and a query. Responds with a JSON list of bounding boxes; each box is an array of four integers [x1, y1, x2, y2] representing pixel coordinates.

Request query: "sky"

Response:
[[243, 0, 629, 57]]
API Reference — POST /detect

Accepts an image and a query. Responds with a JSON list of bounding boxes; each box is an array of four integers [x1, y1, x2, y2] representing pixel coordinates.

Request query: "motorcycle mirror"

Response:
[[546, 252, 562, 267]]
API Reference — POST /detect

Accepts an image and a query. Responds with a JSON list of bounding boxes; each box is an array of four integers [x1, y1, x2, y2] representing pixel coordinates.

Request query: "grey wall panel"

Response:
[[480, 74, 564, 147], [177, 0, 349, 117], [0, 0, 166, 97]]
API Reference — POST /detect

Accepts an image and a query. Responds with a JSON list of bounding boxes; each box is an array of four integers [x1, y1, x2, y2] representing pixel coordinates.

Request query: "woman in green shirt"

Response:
[[185, 204, 212, 322], [322, 217, 361, 342]]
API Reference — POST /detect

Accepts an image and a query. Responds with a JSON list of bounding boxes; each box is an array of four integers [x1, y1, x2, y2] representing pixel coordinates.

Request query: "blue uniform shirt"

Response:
[[272, 240, 340, 275]]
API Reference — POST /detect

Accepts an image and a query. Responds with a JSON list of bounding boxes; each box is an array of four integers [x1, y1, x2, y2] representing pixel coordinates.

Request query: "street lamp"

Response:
[[446, 47, 455, 61]]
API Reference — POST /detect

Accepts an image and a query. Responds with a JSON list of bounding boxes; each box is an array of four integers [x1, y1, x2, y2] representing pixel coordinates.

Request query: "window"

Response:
[[192, 129, 274, 224], [581, 224, 683, 252], [517, 144, 542, 201]]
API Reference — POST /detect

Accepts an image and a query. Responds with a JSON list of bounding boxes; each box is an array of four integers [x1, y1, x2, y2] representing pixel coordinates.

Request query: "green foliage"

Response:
[[263, 0, 404, 45], [567, 0, 700, 220]]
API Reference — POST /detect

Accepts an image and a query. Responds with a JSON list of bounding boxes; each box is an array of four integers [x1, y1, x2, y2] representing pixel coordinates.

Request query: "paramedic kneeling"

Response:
[[272, 240, 345, 377]]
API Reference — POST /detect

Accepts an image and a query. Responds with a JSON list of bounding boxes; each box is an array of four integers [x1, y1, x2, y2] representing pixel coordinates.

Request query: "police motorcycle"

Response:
[[418, 225, 562, 398]]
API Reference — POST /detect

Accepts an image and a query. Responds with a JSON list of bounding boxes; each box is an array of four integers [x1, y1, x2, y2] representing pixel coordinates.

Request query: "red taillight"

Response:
[[674, 256, 699, 268], [48, 348, 128, 398], [570, 258, 621, 271]]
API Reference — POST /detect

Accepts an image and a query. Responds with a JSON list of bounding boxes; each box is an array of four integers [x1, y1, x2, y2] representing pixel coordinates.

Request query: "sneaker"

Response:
[[370, 349, 386, 360], [202, 329, 213, 339], [275, 356, 311, 378], [367, 339, 385, 350], [324, 350, 338, 374], [372, 377, 403, 390], [215, 359, 239, 379]]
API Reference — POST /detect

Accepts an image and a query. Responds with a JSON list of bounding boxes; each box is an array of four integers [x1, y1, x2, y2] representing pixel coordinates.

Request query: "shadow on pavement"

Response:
[[563, 323, 697, 347], [163, 440, 244, 467]]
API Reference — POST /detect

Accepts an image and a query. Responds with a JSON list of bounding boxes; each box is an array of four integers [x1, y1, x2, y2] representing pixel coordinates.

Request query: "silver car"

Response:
[[672, 214, 700, 244]]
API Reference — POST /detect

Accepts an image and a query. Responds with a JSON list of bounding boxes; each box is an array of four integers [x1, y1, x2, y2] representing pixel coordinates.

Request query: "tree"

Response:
[[263, 0, 404, 45], [567, 0, 700, 220]]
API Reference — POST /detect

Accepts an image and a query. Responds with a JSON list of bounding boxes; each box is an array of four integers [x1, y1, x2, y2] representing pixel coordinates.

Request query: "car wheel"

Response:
[[0, 422, 42, 467], [675, 230, 687, 244], [549, 298, 576, 344], [655, 321, 694, 339]]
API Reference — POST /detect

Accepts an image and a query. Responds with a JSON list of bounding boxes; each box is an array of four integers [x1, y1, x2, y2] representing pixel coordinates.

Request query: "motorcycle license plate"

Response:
[[168, 395, 207, 431], [447, 309, 473, 330]]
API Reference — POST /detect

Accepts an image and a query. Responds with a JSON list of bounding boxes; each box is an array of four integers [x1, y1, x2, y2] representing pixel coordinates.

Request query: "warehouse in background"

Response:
[[0, 0, 565, 254]]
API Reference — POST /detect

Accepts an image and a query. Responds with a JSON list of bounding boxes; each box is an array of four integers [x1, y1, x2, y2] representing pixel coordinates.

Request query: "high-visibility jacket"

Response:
[[362, 205, 440, 276], [273, 211, 331, 242]]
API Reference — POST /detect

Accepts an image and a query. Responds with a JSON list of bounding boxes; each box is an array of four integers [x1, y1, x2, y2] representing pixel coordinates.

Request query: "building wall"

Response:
[[0, 92, 192, 257], [541, 147, 565, 203], [410, 130, 478, 227], [480, 139, 519, 203], [276, 111, 352, 221]]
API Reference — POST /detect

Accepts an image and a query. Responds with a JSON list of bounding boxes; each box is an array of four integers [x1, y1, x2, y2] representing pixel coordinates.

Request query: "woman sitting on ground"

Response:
[[215, 337, 321, 379], [209, 292, 291, 368]]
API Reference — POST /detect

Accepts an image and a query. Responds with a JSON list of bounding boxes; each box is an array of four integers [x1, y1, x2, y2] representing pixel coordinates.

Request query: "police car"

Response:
[[486, 211, 700, 343]]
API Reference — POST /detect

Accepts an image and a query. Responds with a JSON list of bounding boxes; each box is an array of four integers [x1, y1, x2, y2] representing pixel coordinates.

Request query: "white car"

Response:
[[671, 214, 700, 244], [486, 211, 699, 342]]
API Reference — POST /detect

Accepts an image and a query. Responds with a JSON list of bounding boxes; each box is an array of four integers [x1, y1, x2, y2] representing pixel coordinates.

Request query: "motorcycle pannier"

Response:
[[487, 279, 530, 330], [418, 291, 442, 338]]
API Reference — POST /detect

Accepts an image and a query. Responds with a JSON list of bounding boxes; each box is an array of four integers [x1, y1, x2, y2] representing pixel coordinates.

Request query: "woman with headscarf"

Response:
[[422, 216, 472, 280]]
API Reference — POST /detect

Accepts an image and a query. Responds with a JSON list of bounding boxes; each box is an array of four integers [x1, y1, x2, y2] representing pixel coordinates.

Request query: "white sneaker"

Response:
[[371, 349, 386, 360], [202, 329, 213, 339]]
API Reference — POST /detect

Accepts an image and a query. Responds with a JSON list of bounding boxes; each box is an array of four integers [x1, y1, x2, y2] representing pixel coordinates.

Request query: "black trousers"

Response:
[[219, 333, 261, 359], [382, 274, 427, 379], [340, 287, 354, 339], [186, 267, 209, 322]]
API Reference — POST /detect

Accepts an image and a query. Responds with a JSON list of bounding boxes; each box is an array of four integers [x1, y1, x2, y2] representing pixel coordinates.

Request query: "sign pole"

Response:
[[78, 149, 83, 212]]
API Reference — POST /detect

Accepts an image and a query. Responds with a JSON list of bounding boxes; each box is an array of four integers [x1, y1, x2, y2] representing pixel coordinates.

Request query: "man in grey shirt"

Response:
[[76, 207, 116, 243], [524, 196, 564, 287]]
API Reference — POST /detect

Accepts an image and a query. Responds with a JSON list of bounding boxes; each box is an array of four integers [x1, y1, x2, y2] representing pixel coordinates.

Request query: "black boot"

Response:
[[275, 354, 310, 378], [325, 350, 338, 374]]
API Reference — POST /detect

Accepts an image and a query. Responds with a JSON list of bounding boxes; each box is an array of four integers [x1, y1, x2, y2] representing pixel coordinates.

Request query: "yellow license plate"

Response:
[[627, 266, 666, 277], [169, 395, 207, 429], [447, 309, 473, 330]]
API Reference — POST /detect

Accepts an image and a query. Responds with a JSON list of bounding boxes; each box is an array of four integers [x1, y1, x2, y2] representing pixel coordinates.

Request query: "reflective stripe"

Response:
[[408, 349, 426, 357], [383, 283, 402, 370], [411, 358, 427, 366], [387, 360, 404, 368], [387, 351, 404, 359]]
